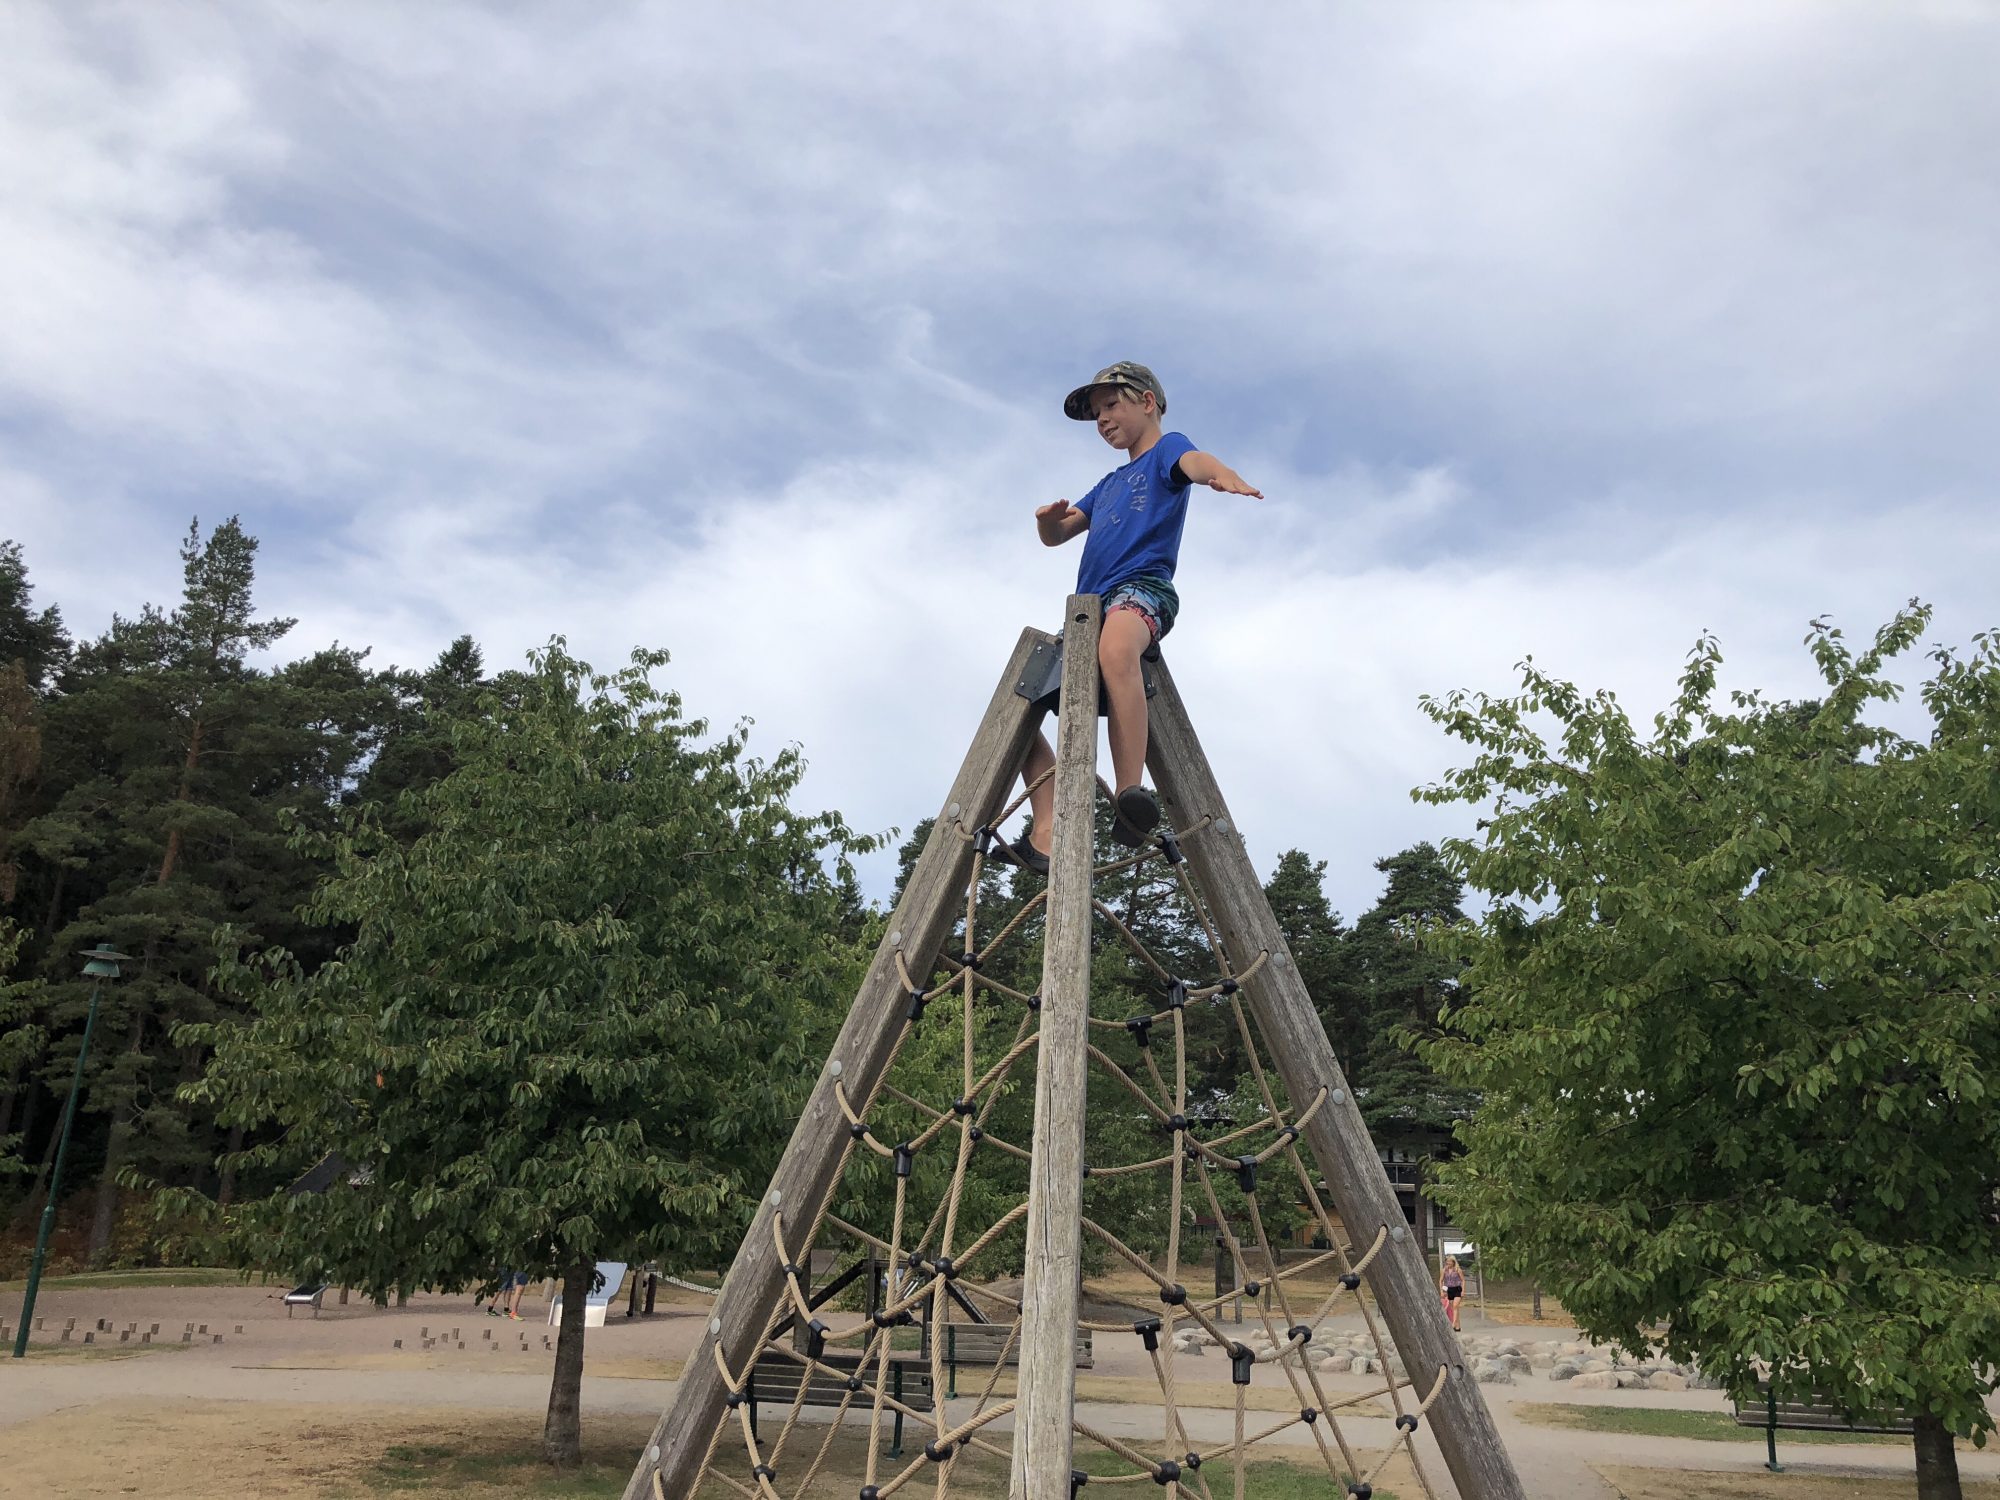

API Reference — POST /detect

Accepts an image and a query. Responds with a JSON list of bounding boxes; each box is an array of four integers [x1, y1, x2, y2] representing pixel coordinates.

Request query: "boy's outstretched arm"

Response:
[[1035, 499, 1089, 546], [1177, 452, 1263, 498]]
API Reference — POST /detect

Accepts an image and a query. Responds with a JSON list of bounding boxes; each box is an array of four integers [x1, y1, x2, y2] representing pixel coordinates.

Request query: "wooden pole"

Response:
[[630, 627, 1056, 1500], [1009, 594, 1101, 1499], [1143, 656, 1529, 1500]]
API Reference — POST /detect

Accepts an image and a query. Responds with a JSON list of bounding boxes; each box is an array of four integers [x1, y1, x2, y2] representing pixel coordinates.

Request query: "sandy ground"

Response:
[[4, 1282, 1998, 1499]]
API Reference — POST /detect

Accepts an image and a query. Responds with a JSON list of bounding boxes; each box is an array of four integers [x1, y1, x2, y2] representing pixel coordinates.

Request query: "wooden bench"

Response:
[[1732, 1382, 1914, 1471], [745, 1352, 935, 1459], [941, 1324, 1093, 1396]]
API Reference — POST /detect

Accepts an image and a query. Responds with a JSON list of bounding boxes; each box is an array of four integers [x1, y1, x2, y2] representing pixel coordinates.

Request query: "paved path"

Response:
[[9, 1341, 2000, 1499]]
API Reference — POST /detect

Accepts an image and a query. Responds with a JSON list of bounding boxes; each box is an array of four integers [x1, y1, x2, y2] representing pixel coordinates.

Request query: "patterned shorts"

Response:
[[1102, 576, 1180, 645]]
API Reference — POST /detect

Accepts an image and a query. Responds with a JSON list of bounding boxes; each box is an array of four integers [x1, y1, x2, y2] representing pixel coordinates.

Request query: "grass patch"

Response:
[[1519, 1403, 1903, 1446], [0, 1265, 252, 1293], [349, 1423, 1399, 1499], [1594, 1466, 2000, 1500]]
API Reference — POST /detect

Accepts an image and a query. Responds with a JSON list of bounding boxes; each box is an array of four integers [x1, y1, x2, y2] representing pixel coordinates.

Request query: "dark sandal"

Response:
[[1112, 786, 1160, 847]]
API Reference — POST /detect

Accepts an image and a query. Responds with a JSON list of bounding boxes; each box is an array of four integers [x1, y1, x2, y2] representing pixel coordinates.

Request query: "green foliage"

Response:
[[1415, 604, 2000, 1444], [179, 639, 876, 1300]]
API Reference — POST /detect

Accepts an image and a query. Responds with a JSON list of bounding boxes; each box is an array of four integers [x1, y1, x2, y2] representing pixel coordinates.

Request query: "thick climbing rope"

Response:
[[701, 778, 1448, 1500]]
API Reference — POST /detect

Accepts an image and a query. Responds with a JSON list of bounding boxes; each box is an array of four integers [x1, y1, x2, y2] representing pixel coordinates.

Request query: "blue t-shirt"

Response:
[[1072, 431, 1196, 598]]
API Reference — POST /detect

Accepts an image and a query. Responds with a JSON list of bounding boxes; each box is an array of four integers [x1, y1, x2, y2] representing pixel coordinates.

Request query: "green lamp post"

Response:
[[11, 943, 132, 1359]]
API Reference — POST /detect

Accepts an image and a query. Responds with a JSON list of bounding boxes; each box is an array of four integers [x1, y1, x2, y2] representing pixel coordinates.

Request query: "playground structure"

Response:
[[622, 597, 1526, 1500]]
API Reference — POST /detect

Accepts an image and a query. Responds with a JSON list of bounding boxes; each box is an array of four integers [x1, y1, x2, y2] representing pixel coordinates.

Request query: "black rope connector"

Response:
[[1219, 979, 1240, 996], [1134, 1316, 1162, 1351], [806, 1317, 829, 1358], [1235, 1154, 1259, 1193], [932, 1255, 957, 1280], [905, 989, 929, 1023], [860, 1487, 881, 1500], [782, 1261, 801, 1280], [1183, 1452, 1202, 1471], [924, 1438, 955, 1462], [1070, 1472, 1089, 1499], [1340, 1272, 1361, 1291], [1397, 1413, 1419, 1432], [1288, 1324, 1312, 1347], [1027, 992, 1042, 1011], [845, 1375, 865, 1392], [870, 1308, 914, 1329], [893, 1142, 915, 1178], [724, 1390, 744, 1409], [849, 1120, 872, 1141], [1159, 828, 1184, 864], [1300, 1406, 1319, 1424], [906, 1251, 924, 1271], [968, 1126, 985, 1142], [1125, 1014, 1154, 1048], [1244, 1279, 1262, 1297], [1165, 979, 1189, 1010], [1349, 1484, 1372, 1500], [1164, 1112, 1189, 1134], [1229, 1343, 1255, 1385], [1159, 1283, 1187, 1306], [1279, 1125, 1300, 1146], [951, 1096, 975, 1117], [975, 826, 997, 855], [753, 1464, 777, 1482], [959, 951, 981, 970], [1152, 1460, 1182, 1486], [1080, 1162, 1092, 1179]]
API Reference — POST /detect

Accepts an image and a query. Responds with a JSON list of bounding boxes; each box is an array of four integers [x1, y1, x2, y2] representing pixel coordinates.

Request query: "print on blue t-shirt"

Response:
[[1072, 431, 1196, 598]]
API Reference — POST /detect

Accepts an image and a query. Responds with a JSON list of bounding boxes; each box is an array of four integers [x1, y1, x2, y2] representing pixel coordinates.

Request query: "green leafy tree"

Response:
[[179, 641, 874, 1465], [1340, 844, 1479, 1146], [1415, 606, 2000, 1497]]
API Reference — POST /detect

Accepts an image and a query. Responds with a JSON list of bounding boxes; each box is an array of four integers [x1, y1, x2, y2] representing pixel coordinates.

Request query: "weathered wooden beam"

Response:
[[1143, 655, 1528, 1500], [1009, 594, 1101, 1499], [631, 626, 1055, 1500]]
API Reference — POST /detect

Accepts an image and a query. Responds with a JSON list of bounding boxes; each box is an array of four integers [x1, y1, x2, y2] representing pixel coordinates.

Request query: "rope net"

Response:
[[686, 776, 1447, 1500]]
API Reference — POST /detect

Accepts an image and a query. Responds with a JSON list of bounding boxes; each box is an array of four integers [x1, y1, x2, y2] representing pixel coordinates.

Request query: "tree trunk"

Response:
[[216, 1123, 245, 1208], [11, 1114, 59, 1230], [0, 1059, 20, 1141], [87, 1017, 147, 1263], [1914, 1413, 1962, 1500], [544, 1259, 594, 1466], [156, 715, 204, 887]]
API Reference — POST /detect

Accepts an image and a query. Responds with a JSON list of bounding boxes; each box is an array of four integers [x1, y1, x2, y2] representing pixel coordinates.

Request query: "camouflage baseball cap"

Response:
[[1063, 361, 1167, 421]]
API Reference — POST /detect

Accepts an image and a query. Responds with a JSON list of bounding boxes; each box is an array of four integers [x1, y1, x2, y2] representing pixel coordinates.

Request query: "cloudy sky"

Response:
[[7, 1, 1997, 921]]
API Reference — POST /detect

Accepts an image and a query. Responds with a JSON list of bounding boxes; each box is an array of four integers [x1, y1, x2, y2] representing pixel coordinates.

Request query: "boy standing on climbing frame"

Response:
[[992, 361, 1262, 874]]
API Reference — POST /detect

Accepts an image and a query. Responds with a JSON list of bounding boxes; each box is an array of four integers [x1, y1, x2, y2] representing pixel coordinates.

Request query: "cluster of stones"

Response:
[[1168, 1326, 1720, 1392]]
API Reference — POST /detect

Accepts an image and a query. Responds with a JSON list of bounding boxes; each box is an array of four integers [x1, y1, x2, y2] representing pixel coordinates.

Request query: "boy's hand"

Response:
[[1036, 499, 1086, 545], [1200, 466, 1263, 499], [1178, 451, 1264, 499]]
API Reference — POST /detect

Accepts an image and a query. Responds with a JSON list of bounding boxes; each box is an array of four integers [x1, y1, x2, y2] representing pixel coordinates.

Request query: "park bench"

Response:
[[283, 1282, 330, 1318], [941, 1323, 1093, 1396], [745, 1351, 935, 1459], [1732, 1382, 1914, 1471]]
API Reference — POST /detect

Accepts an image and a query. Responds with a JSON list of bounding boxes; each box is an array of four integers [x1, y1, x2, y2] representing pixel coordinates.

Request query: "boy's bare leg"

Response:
[[1023, 725, 1055, 856], [1099, 609, 1152, 794]]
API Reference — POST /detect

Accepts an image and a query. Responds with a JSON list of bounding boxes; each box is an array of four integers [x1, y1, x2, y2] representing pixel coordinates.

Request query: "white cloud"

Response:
[[4, 0, 1998, 920]]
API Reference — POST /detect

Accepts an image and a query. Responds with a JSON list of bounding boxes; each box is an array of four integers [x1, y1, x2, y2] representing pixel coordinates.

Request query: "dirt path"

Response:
[[7, 1283, 2000, 1499]]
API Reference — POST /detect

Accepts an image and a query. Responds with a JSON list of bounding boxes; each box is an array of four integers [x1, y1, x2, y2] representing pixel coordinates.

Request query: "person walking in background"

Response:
[[1440, 1255, 1465, 1332]]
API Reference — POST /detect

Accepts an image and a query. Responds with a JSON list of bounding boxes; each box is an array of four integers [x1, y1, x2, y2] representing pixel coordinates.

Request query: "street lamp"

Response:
[[11, 944, 132, 1359]]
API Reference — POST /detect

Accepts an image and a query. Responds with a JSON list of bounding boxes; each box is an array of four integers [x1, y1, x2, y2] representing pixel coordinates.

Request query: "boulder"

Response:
[[1473, 1359, 1514, 1385], [1548, 1360, 1582, 1382], [1648, 1372, 1689, 1392], [1613, 1370, 1644, 1389], [1569, 1371, 1619, 1391]]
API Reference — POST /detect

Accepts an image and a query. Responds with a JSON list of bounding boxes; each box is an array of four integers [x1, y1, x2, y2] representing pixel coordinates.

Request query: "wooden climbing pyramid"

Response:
[[622, 597, 1525, 1500]]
